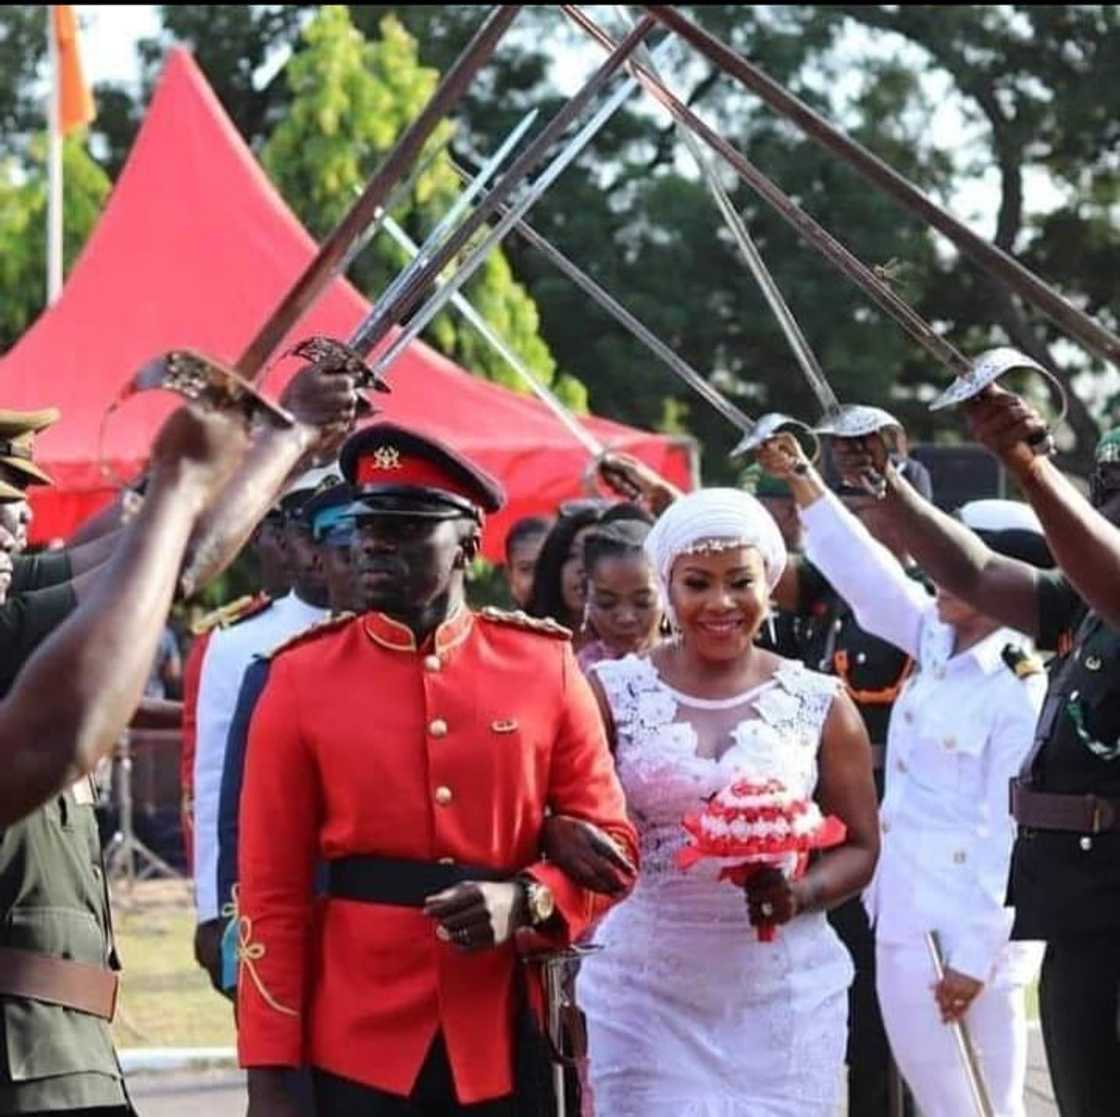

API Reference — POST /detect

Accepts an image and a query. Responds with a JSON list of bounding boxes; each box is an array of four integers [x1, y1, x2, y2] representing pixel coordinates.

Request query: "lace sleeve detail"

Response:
[[759, 663, 841, 747], [591, 655, 669, 737]]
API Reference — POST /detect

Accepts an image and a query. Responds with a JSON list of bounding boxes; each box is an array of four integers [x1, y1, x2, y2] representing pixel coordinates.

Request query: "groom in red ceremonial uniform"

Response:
[[236, 422, 637, 1116]]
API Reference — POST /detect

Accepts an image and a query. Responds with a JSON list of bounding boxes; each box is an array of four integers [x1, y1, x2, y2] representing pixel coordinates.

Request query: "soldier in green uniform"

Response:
[[0, 352, 364, 1114], [829, 392, 1120, 1117], [0, 409, 140, 704], [0, 405, 250, 1115]]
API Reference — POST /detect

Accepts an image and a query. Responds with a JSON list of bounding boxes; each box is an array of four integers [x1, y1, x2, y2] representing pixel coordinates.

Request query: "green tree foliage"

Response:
[[260, 6, 572, 405], [0, 135, 110, 350], [0, 6, 50, 157]]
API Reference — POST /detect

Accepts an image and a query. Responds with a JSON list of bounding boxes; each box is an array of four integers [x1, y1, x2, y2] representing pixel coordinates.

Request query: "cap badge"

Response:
[[371, 446, 403, 471]]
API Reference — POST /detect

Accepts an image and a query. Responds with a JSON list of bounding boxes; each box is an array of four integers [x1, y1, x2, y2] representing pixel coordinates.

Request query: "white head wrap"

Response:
[[644, 488, 787, 617]]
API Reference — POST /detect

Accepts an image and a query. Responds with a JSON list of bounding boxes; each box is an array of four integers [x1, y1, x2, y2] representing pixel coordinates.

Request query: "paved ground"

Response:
[[127, 1069, 245, 1115], [125, 1027, 1059, 1115]]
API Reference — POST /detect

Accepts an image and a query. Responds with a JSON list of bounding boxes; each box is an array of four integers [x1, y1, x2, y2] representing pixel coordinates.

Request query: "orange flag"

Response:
[[52, 5, 95, 134]]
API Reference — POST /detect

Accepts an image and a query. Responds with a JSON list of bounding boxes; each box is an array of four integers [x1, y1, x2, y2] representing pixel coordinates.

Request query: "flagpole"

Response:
[[46, 5, 64, 305]]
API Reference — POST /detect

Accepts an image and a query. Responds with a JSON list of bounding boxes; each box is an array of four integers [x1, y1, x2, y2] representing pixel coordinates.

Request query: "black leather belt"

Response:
[[1010, 778, 1120, 835], [326, 856, 509, 907]]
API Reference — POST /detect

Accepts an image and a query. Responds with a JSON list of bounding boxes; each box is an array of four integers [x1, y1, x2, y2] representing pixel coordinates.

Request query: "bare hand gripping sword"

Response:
[[926, 931, 996, 1117]]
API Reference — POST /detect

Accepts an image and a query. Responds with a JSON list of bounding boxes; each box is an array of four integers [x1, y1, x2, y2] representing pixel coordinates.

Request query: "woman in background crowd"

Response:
[[527, 501, 650, 642], [577, 517, 662, 672], [502, 515, 551, 609], [526, 501, 609, 639]]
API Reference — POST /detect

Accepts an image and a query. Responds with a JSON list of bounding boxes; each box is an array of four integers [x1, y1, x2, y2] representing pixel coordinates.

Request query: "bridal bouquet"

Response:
[[675, 776, 846, 942]]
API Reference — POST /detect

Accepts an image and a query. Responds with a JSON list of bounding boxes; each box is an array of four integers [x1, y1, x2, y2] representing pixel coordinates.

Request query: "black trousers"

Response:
[[312, 1036, 515, 1117], [1039, 935, 1120, 1117]]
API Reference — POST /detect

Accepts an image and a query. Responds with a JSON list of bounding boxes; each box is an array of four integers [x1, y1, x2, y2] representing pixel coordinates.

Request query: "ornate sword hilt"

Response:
[[124, 349, 296, 428]]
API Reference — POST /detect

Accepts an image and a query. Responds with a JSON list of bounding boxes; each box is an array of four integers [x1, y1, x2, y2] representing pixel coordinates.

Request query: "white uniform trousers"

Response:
[[877, 940, 1034, 1117]]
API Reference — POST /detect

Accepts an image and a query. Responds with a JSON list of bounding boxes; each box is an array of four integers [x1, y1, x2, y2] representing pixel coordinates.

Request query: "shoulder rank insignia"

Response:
[[1002, 643, 1044, 680], [479, 605, 572, 641], [191, 593, 270, 636], [266, 612, 356, 660]]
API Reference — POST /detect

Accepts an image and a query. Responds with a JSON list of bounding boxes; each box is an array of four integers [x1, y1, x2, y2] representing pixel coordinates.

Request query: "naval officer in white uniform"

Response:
[[761, 434, 1046, 1117]]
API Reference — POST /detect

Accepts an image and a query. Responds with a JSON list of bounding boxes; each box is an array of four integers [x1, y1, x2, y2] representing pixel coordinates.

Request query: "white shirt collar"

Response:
[[275, 589, 327, 624], [965, 626, 1031, 676]]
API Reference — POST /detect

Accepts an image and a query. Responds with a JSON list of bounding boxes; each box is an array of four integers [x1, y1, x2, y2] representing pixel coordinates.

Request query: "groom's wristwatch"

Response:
[[516, 874, 557, 928]]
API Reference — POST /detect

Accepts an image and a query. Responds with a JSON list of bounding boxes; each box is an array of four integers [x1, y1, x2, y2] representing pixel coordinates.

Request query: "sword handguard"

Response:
[[814, 405, 903, 499], [288, 336, 391, 396], [730, 412, 821, 464], [928, 346, 1064, 457], [521, 944, 603, 1067], [126, 350, 295, 428]]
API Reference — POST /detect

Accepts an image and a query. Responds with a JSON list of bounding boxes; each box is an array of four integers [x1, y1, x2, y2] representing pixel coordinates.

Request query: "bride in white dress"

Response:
[[578, 488, 880, 1117]]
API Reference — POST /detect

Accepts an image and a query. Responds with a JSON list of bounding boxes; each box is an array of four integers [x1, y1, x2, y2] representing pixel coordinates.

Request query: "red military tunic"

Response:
[[236, 605, 637, 1103]]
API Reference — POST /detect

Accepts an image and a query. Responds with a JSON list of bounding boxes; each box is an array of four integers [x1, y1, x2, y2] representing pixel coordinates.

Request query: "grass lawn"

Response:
[[109, 880, 236, 1050]]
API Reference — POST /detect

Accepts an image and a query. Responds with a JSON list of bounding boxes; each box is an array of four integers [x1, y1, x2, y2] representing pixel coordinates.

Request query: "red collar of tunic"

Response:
[[362, 604, 474, 656]]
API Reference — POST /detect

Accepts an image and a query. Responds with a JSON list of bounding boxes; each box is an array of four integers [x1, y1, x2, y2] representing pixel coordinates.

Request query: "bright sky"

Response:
[[79, 4, 162, 90]]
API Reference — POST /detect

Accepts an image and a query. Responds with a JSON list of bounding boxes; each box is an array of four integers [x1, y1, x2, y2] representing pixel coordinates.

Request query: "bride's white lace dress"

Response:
[[580, 654, 853, 1116]]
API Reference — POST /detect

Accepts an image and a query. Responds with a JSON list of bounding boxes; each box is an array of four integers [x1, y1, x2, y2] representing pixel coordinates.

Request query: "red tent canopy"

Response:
[[0, 49, 694, 560]]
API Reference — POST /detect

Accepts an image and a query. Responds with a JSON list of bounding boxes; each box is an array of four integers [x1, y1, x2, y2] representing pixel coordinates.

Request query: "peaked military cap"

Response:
[[0, 407, 59, 489], [340, 423, 505, 521], [278, 463, 344, 519], [957, 498, 1053, 570]]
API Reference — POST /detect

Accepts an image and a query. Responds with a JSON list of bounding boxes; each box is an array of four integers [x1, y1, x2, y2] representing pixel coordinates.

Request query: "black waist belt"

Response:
[[1010, 778, 1120, 835], [326, 856, 509, 907]]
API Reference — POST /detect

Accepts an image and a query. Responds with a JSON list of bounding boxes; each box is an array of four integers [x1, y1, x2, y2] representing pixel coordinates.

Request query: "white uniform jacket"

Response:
[[802, 492, 1046, 983], [192, 591, 327, 920]]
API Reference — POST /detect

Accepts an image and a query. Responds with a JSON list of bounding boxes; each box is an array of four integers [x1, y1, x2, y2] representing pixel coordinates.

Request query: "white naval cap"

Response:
[[957, 499, 1051, 568], [276, 462, 344, 517], [956, 499, 1042, 535], [281, 463, 343, 501]]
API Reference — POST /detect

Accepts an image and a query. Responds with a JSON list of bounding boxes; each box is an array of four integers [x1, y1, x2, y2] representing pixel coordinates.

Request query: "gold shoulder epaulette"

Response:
[[190, 594, 269, 636], [1001, 643, 1044, 680], [266, 612, 356, 660], [479, 605, 572, 641]]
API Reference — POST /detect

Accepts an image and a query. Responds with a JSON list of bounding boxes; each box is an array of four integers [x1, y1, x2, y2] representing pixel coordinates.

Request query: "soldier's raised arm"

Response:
[[177, 355, 362, 596], [827, 429, 1043, 638], [0, 406, 246, 826], [963, 387, 1120, 631]]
